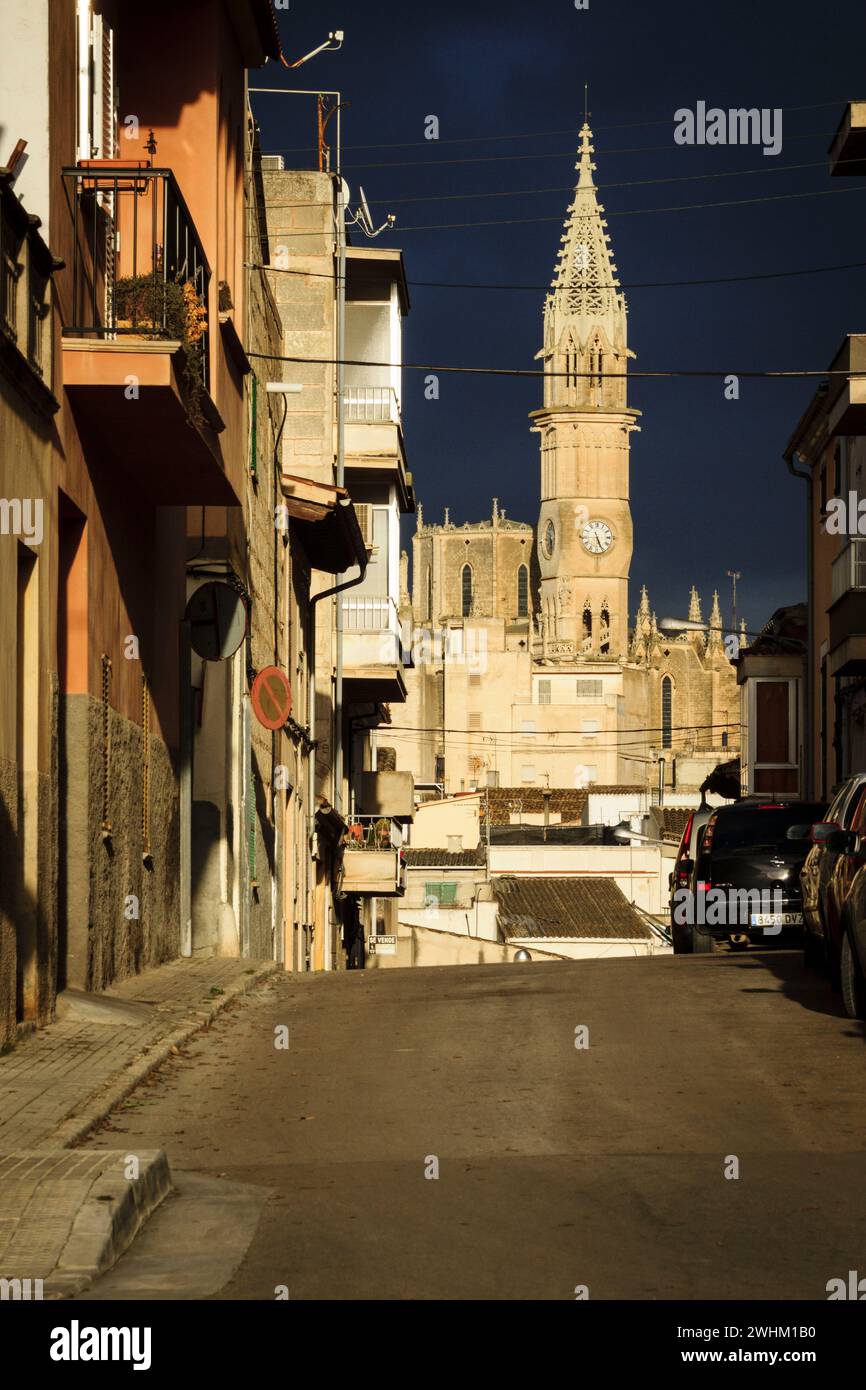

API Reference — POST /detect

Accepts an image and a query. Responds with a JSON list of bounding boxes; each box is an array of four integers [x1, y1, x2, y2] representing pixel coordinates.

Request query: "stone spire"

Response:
[[688, 586, 702, 624], [630, 584, 652, 659], [416, 501, 424, 530], [540, 121, 630, 411], [707, 590, 724, 652]]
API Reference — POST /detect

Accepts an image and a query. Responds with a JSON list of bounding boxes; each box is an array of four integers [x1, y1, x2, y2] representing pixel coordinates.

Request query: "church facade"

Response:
[[389, 124, 739, 800]]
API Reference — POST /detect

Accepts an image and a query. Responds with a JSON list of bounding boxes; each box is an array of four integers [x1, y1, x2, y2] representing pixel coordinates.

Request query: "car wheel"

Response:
[[840, 931, 866, 1020], [672, 923, 693, 954], [692, 927, 714, 954]]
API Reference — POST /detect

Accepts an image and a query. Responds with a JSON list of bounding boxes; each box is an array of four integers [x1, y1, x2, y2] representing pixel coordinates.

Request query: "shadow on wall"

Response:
[[0, 789, 41, 1048]]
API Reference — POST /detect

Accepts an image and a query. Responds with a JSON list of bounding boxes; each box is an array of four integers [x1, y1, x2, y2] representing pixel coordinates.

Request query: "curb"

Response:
[[46, 1149, 173, 1299], [52, 962, 280, 1150]]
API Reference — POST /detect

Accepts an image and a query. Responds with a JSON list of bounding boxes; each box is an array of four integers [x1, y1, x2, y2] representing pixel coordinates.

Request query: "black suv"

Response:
[[687, 799, 826, 947]]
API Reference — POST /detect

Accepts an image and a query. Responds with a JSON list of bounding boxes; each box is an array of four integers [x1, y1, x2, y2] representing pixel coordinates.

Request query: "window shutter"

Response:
[[91, 14, 118, 159], [354, 504, 373, 550]]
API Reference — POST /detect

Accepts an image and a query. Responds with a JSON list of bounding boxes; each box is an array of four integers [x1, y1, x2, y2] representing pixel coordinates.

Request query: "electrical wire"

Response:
[[244, 255, 866, 295], [259, 98, 846, 156], [247, 350, 865, 381], [255, 152, 866, 214]]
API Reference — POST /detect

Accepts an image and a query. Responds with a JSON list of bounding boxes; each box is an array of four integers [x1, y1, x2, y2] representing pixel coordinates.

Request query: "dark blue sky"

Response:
[[256, 0, 866, 636]]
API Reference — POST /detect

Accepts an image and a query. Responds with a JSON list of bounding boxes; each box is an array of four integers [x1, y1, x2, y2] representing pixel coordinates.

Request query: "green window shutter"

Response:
[[425, 882, 457, 905]]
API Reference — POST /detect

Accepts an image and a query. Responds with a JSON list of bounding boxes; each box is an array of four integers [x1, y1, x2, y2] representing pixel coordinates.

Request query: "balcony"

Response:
[[343, 386, 413, 511], [826, 334, 866, 436], [343, 594, 406, 702], [61, 163, 235, 505], [344, 385, 400, 423], [339, 816, 406, 897], [354, 770, 415, 823], [830, 539, 866, 675]]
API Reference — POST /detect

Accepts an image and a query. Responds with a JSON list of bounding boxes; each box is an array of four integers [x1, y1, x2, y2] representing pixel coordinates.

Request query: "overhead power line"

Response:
[[384, 181, 866, 234], [247, 350, 865, 382], [252, 180, 866, 238], [256, 153, 866, 214], [246, 256, 866, 295], [258, 99, 846, 156]]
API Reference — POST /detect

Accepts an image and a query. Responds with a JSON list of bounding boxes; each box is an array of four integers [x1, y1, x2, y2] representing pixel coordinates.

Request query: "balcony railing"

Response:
[[343, 384, 399, 423], [343, 815, 404, 851], [832, 538, 866, 603], [343, 593, 401, 634], [62, 164, 210, 392]]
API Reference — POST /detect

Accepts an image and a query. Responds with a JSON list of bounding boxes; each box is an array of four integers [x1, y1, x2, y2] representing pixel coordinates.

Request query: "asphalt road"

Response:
[[78, 948, 866, 1301]]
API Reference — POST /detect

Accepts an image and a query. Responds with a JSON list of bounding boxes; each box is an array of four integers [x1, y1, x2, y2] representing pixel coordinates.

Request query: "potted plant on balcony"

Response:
[[113, 273, 208, 427]]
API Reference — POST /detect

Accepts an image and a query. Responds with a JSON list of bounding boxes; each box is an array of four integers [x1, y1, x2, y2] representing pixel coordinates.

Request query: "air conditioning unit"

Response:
[[259, 155, 285, 171]]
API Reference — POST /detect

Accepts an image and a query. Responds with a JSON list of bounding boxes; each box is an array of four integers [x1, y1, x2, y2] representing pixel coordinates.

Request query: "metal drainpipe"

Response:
[[307, 510, 366, 966], [787, 450, 813, 797], [333, 169, 347, 821]]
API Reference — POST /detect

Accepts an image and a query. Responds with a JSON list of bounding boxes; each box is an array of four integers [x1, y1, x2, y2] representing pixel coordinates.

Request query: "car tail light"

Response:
[[697, 880, 712, 892]]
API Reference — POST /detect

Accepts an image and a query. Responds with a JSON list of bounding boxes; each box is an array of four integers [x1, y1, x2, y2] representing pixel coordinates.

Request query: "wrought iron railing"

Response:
[[62, 163, 210, 392]]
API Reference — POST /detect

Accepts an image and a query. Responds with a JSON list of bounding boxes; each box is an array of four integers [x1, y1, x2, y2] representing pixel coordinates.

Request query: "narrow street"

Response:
[[77, 950, 866, 1301]]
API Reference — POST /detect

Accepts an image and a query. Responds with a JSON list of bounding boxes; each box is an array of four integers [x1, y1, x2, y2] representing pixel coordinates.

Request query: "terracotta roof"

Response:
[[404, 847, 485, 867], [482, 788, 589, 825], [492, 876, 654, 940], [660, 807, 696, 842]]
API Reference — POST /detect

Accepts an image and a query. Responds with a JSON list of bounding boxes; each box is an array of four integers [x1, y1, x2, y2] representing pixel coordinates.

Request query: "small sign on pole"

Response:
[[251, 665, 292, 730]]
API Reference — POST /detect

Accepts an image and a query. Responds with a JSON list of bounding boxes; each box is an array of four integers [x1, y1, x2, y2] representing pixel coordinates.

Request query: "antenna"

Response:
[[347, 184, 396, 238], [584, 82, 589, 124]]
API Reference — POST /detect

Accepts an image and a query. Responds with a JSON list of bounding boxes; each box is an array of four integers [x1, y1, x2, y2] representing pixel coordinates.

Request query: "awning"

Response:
[[281, 473, 367, 573]]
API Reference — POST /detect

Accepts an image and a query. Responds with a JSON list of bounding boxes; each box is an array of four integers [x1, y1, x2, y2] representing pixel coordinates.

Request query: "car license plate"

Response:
[[750, 912, 803, 926]]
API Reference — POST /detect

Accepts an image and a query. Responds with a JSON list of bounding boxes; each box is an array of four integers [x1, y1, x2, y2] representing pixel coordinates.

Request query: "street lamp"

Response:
[[283, 31, 344, 69]]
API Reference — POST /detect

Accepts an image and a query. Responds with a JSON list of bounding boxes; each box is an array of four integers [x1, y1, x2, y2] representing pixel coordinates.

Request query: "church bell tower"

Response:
[[530, 122, 640, 662]]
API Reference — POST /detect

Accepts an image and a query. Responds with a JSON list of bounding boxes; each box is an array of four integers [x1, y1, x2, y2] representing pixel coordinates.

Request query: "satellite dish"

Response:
[[358, 185, 373, 234], [185, 582, 247, 661]]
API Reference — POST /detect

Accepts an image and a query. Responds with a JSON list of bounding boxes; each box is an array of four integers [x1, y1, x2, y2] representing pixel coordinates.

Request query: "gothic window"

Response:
[[599, 601, 610, 654], [461, 563, 473, 617], [662, 676, 673, 749], [426, 565, 433, 621], [590, 335, 603, 400], [582, 602, 592, 644], [564, 335, 578, 389], [517, 564, 529, 617]]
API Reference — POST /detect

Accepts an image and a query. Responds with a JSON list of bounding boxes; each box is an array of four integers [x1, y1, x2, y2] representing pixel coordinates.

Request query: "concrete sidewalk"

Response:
[[0, 955, 279, 1297]]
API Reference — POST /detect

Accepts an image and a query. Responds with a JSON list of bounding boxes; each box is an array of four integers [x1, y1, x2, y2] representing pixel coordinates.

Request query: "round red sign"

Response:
[[251, 666, 292, 730]]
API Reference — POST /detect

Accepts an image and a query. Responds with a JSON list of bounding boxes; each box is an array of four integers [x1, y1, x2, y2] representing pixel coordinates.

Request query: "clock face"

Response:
[[543, 519, 556, 557], [581, 520, 613, 554]]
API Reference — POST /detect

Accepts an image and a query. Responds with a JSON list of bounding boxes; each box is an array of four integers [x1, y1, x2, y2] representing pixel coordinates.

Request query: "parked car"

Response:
[[834, 854, 866, 1018], [690, 799, 826, 948], [801, 773, 866, 974], [669, 806, 714, 954]]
